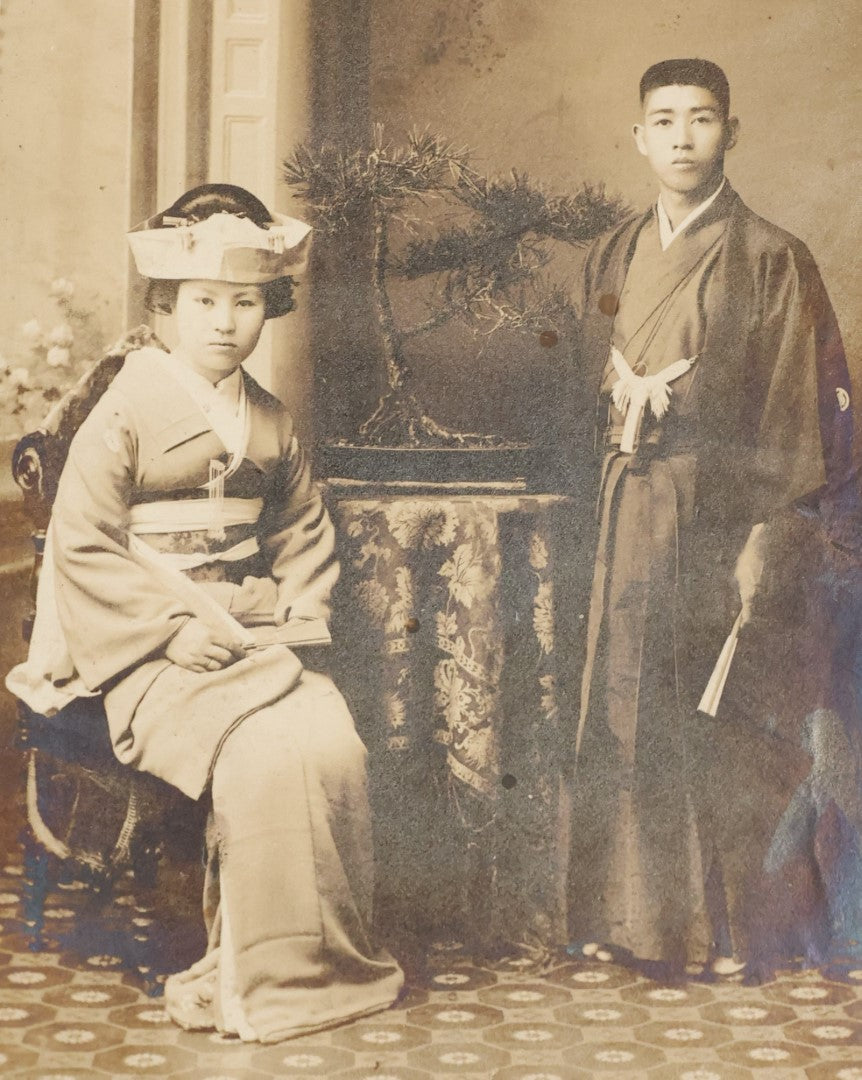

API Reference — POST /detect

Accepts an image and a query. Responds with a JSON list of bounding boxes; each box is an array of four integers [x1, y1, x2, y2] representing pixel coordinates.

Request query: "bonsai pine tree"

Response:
[[283, 127, 625, 446]]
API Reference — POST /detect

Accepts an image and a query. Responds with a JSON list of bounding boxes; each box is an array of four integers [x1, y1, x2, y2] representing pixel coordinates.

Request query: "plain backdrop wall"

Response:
[[365, 0, 860, 441], [0, 0, 137, 429], [0, 1, 857, 445]]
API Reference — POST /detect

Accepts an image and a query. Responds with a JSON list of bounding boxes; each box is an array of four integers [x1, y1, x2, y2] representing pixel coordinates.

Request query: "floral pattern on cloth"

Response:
[[331, 494, 577, 952]]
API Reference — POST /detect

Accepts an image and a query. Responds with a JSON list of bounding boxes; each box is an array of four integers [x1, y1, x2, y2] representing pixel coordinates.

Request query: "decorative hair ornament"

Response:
[[127, 210, 312, 282]]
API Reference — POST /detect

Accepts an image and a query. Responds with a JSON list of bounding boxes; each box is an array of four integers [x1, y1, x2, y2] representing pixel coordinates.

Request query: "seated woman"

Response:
[[7, 183, 404, 1041]]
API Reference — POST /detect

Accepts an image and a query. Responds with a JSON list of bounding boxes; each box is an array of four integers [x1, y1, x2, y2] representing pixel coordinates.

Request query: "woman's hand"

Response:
[[165, 618, 248, 673]]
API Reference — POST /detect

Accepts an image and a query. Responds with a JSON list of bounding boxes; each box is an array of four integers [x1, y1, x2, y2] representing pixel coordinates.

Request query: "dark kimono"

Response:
[[568, 182, 856, 966]]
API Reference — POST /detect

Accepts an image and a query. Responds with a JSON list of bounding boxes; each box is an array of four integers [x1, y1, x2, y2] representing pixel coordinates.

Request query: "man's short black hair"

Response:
[[639, 59, 730, 117]]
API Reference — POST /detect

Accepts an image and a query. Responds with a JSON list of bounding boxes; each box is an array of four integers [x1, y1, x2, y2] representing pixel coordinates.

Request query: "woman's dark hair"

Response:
[[144, 276, 296, 320], [153, 182, 275, 229], [143, 183, 297, 319]]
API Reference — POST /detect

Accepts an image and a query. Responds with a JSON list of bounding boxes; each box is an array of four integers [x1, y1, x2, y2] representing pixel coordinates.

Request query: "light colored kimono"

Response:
[[8, 346, 403, 1040]]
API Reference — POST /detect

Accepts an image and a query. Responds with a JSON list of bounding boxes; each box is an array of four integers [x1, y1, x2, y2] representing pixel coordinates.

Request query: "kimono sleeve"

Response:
[[258, 429, 339, 623], [51, 391, 193, 689], [747, 240, 855, 517]]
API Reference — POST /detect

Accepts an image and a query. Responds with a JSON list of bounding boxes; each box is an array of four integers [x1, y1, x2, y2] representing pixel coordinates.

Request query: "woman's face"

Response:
[[174, 279, 266, 382]]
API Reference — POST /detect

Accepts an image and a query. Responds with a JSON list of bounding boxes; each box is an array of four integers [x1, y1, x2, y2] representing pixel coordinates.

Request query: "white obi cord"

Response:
[[609, 345, 696, 453], [150, 348, 255, 546]]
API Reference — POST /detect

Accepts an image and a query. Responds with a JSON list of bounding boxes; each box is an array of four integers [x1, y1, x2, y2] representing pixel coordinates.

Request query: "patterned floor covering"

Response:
[[0, 856, 861, 1079]]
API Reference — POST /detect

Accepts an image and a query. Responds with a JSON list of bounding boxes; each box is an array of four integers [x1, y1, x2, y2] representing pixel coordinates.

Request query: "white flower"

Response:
[[507, 955, 535, 968], [54, 1028, 96, 1044], [7, 970, 47, 984], [354, 579, 389, 624], [539, 673, 559, 721], [436, 1009, 476, 1023], [789, 985, 828, 999], [9, 367, 32, 387], [87, 953, 122, 967], [46, 346, 71, 368], [123, 1052, 167, 1067], [21, 318, 43, 343], [529, 533, 549, 569], [436, 610, 458, 639], [582, 1007, 622, 1021], [385, 565, 415, 634], [728, 1006, 768, 1020], [533, 580, 554, 653], [0, 1007, 28, 1020], [513, 1028, 554, 1041], [434, 658, 473, 731], [812, 1025, 853, 1039], [48, 322, 74, 347], [387, 503, 457, 550], [439, 543, 489, 608], [595, 1049, 634, 1063], [70, 990, 111, 1004], [648, 987, 687, 1001], [360, 1029, 403, 1044], [281, 1054, 325, 1068], [137, 1008, 170, 1024], [50, 277, 75, 300], [439, 1051, 481, 1065], [748, 1046, 789, 1061], [386, 693, 407, 730], [570, 969, 609, 983]]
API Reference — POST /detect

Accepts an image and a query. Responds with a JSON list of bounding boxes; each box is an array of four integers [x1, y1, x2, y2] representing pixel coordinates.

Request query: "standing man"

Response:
[[568, 58, 856, 976]]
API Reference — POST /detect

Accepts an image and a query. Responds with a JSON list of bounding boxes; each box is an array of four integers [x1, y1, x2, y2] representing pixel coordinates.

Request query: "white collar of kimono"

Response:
[[153, 351, 248, 463], [656, 176, 726, 251]]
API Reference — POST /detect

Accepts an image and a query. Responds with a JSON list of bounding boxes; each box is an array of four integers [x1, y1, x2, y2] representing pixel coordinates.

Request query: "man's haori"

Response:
[[569, 182, 855, 967]]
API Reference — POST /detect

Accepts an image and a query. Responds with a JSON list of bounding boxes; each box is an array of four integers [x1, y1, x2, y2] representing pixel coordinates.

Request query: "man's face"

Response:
[[633, 84, 738, 200], [174, 279, 266, 382]]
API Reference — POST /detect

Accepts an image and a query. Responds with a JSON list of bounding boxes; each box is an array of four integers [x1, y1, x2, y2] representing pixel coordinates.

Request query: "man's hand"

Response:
[[734, 522, 766, 626], [165, 618, 248, 673]]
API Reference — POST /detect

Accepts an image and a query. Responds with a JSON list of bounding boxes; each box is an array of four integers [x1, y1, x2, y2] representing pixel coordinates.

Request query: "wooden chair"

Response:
[[11, 326, 201, 986]]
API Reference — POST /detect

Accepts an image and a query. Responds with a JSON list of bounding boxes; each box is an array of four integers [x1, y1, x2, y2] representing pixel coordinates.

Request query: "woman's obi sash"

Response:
[[127, 497, 263, 572]]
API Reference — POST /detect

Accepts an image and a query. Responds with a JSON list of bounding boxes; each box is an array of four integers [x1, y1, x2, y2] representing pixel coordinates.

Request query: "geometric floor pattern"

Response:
[[1, 859, 861, 1079]]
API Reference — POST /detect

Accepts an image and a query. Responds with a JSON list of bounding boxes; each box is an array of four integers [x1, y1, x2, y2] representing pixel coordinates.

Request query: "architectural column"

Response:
[[156, 0, 211, 206], [208, 0, 314, 439]]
